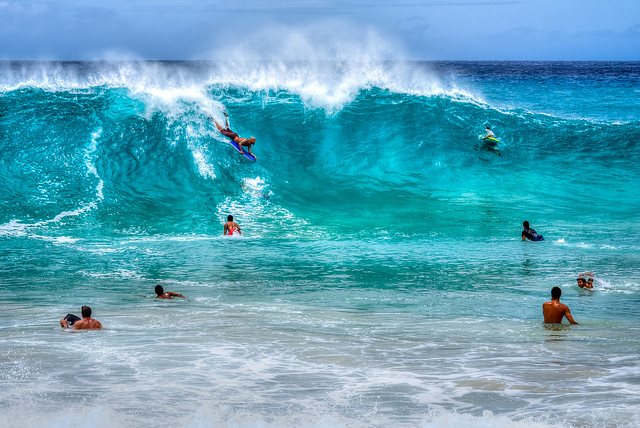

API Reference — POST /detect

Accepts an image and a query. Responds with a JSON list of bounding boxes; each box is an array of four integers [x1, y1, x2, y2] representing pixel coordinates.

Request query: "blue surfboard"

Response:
[[229, 140, 256, 162]]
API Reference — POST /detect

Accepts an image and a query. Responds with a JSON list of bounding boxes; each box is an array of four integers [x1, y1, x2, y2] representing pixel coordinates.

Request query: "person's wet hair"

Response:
[[227, 215, 233, 221], [551, 286, 562, 299], [81, 305, 91, 318], [523, 221, 530, 228], [155, 285, 164, 295]]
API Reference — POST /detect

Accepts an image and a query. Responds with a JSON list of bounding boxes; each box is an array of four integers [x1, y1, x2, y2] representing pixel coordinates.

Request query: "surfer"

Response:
[[483, 126, 495, 139], [475, 126, 501, 156], [209, 113, 257, 159], [577, 273, 595, 290], [59, 306, 102, 330], [522, 221, 544, 241], [224, 215, 241, 236], [543, 287, 578, 324], [155, 285, 186, 299]]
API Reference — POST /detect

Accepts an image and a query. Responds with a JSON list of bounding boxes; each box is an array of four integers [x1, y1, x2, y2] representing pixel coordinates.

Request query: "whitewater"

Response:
[[1, 59, 639, 428]]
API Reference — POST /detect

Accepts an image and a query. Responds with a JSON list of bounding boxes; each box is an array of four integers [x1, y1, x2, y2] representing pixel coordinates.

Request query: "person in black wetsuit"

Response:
[[522, 221, 544, 241]]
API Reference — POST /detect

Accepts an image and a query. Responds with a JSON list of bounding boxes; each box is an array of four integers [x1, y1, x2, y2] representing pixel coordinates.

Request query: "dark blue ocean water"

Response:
[[1, 61, 639, 427]]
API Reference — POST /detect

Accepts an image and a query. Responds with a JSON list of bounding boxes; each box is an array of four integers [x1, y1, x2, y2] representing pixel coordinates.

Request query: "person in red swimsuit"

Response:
[[224, 215, 241, 236]]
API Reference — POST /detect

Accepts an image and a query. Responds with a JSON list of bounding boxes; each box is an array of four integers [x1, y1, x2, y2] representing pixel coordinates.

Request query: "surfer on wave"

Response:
[[483, 126, 495, 139], [475, 125, 501, 156], [209, 112, 257, 159]]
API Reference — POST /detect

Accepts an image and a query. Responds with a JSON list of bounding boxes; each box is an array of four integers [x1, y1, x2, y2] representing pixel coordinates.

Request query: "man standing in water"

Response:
[[522, 221, 544, 241], [543, 287, 578, 324], [209, 113, 257, 159], [224, 215, 241, 236], [60, 306, 102, 330]]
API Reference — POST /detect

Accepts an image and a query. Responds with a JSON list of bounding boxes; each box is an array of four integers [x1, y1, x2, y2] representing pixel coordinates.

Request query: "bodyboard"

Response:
[[229, 140, 256, 162]]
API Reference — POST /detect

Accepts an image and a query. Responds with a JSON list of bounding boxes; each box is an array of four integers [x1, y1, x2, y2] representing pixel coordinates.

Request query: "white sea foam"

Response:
[[78, 268, 144, 280], [201, 22, 452, 112], [1, 407, 570, 428], [422, 411, 563, 428], [223, 233, 243, 240], [0, 203, 94, 239], [191, 148, 217, 180], [216, 188, 331, 240], [241, 177, 270, 198], [85, 129, 105, 200], [0, 22, 485, 114], [0, 219, 27, 238]]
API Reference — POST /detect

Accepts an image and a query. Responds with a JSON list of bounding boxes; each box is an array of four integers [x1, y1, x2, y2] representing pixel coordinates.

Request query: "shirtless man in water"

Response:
[[60, 305, 102, 330], [155, 285, 185, 300], [224, 215, 241, 236], [209, 113, 257, 159], [543, 287, 578, 324]]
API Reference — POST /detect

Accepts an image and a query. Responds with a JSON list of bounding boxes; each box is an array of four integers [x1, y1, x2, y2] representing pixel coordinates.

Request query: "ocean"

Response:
[[1, 60, 639, 427]]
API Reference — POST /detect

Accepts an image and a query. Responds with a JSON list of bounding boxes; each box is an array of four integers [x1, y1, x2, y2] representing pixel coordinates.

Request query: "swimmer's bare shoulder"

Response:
[[158, 292, 186, 299], [543, 300, 578, 324], [72, 318, 103, 330]]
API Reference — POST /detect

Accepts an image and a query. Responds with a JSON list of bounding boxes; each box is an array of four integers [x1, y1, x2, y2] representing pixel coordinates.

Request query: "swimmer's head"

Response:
[[577, 277, 594, 289], [486, 126, 491, 130], [523, 221, 530, 229], [227, 215, 233, 222], [155, 285, 164, 296], [81, 305, 91, 318], [249, 137, 256, 144], [551, 286, 562, 299]]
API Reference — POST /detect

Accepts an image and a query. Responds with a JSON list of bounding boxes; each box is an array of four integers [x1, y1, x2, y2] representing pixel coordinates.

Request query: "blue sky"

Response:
[[1, 0, 638, 60]]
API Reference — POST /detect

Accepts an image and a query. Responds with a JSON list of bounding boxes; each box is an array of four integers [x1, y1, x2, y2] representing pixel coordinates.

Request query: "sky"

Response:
[[0, 0, 638, 60]]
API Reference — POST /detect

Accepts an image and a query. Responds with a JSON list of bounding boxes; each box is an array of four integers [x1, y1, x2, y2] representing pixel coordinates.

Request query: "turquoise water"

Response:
[[1, 60, 639, 427]]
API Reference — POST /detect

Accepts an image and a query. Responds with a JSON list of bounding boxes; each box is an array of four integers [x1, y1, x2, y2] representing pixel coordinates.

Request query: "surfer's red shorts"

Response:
[[220, 128, 238, 140]]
